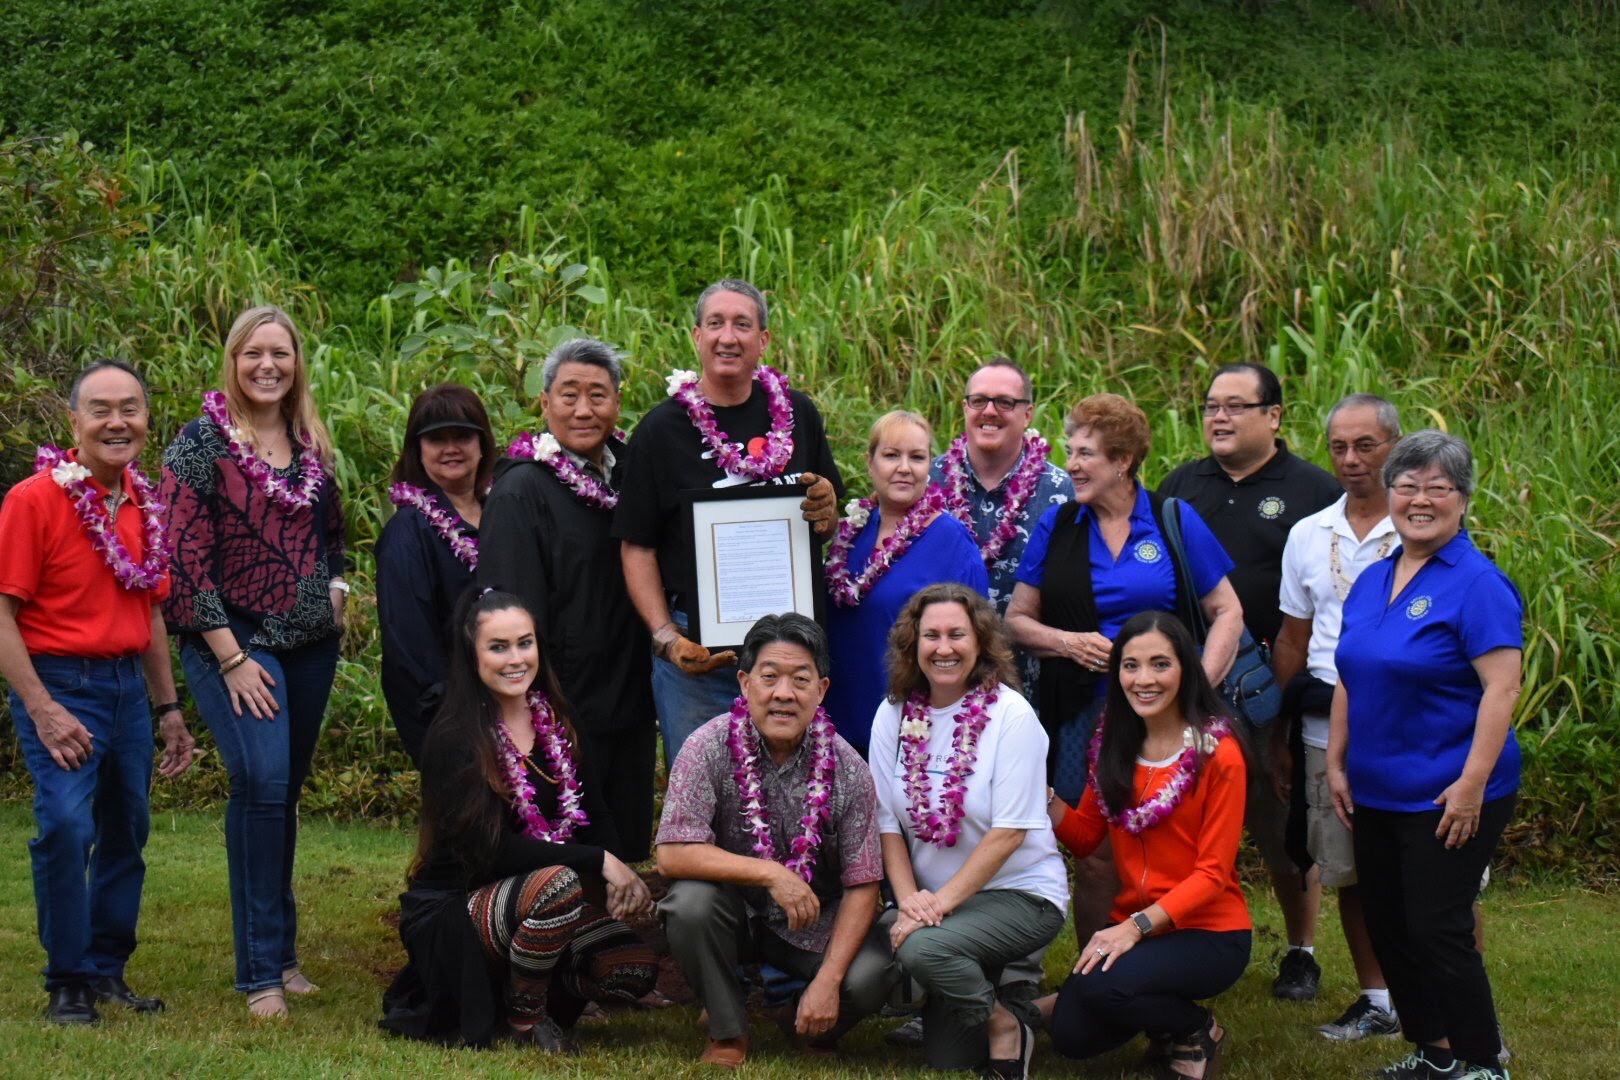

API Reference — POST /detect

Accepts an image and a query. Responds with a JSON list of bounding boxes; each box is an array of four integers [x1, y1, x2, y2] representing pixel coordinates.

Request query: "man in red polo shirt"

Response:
[[0, 360, 195, 1025]]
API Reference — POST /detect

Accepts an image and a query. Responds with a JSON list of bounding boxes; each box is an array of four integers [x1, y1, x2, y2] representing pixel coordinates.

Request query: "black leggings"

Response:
[[1049, 927, 1251, 1059], [1353, 795, 1514, 1067]]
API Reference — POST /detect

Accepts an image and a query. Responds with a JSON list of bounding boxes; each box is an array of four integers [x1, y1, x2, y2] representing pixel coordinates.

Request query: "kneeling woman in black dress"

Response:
[[381, 589, 656, 1052]]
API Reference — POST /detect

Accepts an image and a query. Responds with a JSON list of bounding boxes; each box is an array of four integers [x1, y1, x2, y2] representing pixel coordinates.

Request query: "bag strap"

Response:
[[1158, 496, 1211, 643]]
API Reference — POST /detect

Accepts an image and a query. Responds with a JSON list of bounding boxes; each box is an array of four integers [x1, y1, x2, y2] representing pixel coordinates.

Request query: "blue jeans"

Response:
[[1051, 696, 1105, 805], [10, 655, 153, 991], [181, 635, 338, 992], [650, 610, 739, 770]]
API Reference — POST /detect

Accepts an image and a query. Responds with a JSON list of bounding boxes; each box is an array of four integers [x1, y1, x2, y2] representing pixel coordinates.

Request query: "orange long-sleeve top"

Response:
[[1054, 734, 1250, 933]]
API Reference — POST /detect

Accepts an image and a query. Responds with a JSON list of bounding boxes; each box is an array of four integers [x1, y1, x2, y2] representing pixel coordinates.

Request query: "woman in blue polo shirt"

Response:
[[1327, 430, 1520, 1080], [1007, 394, 1244, 805]]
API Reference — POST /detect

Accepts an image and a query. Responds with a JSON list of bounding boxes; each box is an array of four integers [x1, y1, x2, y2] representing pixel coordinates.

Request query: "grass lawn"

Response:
[[0, 803, 1612, 1078]]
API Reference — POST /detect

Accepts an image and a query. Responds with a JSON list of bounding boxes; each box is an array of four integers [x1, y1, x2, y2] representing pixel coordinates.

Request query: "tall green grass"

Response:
[[1, 46, 1615, 873]]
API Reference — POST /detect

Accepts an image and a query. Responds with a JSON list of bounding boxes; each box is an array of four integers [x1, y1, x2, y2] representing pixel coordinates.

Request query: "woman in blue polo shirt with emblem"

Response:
[[1328, 430, 1521, 1080], [1007, 394, 1244, 805]]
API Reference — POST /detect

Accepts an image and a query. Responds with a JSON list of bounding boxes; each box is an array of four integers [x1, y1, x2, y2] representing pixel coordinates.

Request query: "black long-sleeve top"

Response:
[[375, 488, 477, 763], [477, 439, 653, 735]]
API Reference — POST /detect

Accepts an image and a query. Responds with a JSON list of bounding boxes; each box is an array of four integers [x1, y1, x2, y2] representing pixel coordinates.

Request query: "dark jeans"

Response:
[[181, 634, 338, 992], [1050, 928, 1251, 1059], [10, 655, 154, 991], [1353, 795, 1515, 1066]]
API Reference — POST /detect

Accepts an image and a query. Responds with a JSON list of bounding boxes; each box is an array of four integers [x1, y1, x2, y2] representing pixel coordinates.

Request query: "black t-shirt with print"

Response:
[[610, 381, 843, 604]]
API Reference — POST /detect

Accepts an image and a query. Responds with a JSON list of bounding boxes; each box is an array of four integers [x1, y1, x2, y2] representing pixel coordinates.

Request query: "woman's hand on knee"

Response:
[[224, 658, 279, 720], [898, 888, 946, 927], [1074, 923, 1141, 975], [602, 853, 652, 922], [890, 912, 925, 953]]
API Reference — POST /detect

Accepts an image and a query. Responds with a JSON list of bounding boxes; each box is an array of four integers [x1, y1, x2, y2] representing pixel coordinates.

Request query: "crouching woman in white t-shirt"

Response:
[[870, 582, 1069, 1079]]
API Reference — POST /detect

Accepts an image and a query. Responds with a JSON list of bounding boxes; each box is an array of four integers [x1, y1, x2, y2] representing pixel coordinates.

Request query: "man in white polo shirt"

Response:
[[1272, 393, 1400, 1040]]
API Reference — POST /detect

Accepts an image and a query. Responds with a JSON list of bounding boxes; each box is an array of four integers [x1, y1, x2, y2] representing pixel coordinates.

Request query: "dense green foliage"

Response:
[[1, 2, 1617, 874], [4, 1, 1620, 314], [0, 804, 1616, 1075]]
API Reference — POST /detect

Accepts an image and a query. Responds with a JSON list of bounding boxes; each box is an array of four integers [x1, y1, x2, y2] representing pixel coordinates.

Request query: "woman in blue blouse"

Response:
[[1328, 431, 1521, 1080], [822, 410, 988, 756], [1007, 393, 1243, 802], [1006, 393, 1243, 943], [376, 384, 496, 764]]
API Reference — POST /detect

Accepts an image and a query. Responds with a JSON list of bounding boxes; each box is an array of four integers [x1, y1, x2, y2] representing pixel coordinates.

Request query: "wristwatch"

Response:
[[1130, 910, 1153, 938]]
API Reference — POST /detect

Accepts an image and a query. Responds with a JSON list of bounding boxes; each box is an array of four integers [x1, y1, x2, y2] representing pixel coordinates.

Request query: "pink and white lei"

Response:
[[897, 683, 998, 847], [1086, 715, 1233, 835], [938, 430, 1052, 567], [725, 695, 836, 882], [506, 430, 618, 510], [666, 366, 795, 481], [493, 690, 589, 843], [824, 484, 947, 608], [33, 446, 168, 591], [201, 390, 325, 512], [388, 483, 478, 570]]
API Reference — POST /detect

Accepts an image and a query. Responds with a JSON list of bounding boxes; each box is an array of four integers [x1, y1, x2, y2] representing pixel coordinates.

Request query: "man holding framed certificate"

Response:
[[613, 279, 844, 768]]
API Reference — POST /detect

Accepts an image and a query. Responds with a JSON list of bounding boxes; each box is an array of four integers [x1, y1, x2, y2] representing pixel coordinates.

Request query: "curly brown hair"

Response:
[[885, 583, 1019, 703], [1064, 393, 1152, 478]]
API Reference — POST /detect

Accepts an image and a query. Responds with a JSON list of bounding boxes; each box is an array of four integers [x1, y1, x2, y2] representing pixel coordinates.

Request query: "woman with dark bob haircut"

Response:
[[1042, 610, 1251, 1080], [1329, 431, 1522, 1080], [868, 583, 1068, 1077], [376, 383, 497, 763], [380, 588, 656, 1053]]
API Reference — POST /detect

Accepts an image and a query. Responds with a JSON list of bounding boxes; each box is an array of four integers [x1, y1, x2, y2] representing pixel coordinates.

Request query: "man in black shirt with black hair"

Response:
[[612, 279, 843, 772], [480, 338, 655, 862], [1159, 361, 1341, 1005]]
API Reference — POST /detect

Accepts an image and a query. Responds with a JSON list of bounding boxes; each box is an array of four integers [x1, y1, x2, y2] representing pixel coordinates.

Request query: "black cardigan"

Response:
[[380, 724, 614, 1045]]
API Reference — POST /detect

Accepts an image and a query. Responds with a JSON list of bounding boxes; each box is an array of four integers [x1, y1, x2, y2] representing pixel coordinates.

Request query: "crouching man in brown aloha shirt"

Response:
[[656, 613, 894, 1068]]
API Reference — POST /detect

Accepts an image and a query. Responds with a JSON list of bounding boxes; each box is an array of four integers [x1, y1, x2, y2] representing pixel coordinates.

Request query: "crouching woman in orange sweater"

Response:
[[1039, 611, 1251, 1080]]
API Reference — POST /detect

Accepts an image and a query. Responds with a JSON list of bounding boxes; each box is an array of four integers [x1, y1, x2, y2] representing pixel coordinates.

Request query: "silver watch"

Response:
[[1130, 911, 1153, 937]]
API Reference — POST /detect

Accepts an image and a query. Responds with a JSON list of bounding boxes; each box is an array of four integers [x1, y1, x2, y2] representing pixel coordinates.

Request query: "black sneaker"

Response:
[[1272, 948, 1322, 1001], [886, 1015, 924, 1047], [1453, 1065, 1509, 1080], [978, 1019, 1034, 1079], [1317, 995, 1400, 1040], [1365, 1049, 1464, 1079]]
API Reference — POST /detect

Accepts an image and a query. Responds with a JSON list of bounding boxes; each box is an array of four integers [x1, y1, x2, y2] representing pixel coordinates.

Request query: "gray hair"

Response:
[[69, 359, 148, 410], [738, 613, 830, 679], [1327, 393, 1401, 441], [1382, 429, 1475, 497], [695, 278, 769, 330], [541, 338, 623, 392]]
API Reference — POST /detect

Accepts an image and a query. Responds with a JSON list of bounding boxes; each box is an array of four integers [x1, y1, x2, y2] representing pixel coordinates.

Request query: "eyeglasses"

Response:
[[1200, 401, 1272, 418], [964, 394, 1032, 413], [1390, 482, 1459, 499], [1328, 436, 1393, 458]]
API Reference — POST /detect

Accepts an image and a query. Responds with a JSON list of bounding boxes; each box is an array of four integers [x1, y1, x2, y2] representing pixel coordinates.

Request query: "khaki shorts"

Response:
[[1304, 743, 1358, 888]]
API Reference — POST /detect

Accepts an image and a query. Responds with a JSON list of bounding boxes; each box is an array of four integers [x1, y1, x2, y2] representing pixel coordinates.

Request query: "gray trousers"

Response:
[[890, 889, 1065, 1070], [659, 879, 895, 1040]]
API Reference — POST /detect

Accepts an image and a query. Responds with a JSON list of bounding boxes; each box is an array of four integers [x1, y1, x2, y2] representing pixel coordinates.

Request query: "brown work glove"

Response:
[[799, 472, 838, 537], [664, 634, 738, 676]]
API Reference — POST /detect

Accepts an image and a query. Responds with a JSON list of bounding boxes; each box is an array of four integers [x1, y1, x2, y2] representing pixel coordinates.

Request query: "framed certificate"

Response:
[[683, 484, 823, 651]]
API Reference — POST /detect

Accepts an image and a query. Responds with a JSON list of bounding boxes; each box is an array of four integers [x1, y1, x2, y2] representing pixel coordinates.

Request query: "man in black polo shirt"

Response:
[[1159, 361, 1341, 1003], [612, 279, 843, 772]]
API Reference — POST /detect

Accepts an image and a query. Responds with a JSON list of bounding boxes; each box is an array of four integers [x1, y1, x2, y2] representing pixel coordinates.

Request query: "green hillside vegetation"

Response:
[[1, 2, 1616, 874]]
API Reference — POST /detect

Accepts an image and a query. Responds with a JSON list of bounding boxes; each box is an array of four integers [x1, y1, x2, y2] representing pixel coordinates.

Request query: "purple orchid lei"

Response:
[[388, 482, 478, 570], [938, 430, 1052, 567], [725, 695, 836, 883], [492, 690, 589, 843], [897, 683, 998, 847], [824, 484, 948, 608], [506, 431, 618, 510], [200, 391, 325, 512], [34, 446, 168, 591], [1085, 713, 1233, 835], [666, 365, 795, 481]]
